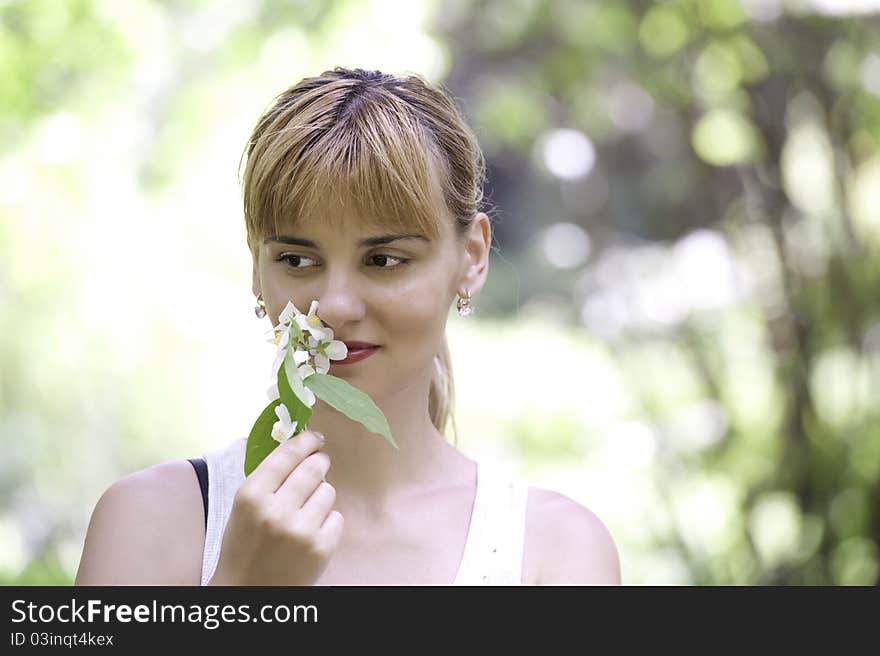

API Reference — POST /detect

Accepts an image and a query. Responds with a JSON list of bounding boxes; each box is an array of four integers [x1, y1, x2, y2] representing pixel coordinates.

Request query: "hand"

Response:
[[208, 431, 343, 585]]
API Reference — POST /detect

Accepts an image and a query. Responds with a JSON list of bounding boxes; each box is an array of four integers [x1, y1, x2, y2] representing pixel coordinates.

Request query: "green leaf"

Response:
[[279, 352, 313, 430], [244, 399, 282, 477], [304, 373, 397, 448], [244, 353, 317, 477]]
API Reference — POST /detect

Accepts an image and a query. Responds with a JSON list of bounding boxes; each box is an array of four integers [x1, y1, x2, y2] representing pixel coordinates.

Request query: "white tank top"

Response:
[[200, 436, 529, 585]]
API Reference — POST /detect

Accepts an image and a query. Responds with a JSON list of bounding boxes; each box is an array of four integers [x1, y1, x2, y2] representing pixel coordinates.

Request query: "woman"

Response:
[[75, 67, 621, 585]]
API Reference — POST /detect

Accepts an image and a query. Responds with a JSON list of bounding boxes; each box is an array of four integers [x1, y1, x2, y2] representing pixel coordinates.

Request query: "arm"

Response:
[[75, 461, 205, 586], [528, 488, 621, 585]]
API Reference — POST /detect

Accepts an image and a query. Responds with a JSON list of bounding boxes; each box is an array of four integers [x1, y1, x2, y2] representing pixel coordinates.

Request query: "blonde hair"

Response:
[[239, 67, 488, 439]]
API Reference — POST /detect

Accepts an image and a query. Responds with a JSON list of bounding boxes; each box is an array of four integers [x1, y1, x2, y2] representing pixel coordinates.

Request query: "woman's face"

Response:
[[252, 203, 490, 403]]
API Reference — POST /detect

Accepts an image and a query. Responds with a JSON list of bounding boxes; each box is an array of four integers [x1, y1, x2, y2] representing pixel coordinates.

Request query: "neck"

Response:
[[306, 374, 468, 515]]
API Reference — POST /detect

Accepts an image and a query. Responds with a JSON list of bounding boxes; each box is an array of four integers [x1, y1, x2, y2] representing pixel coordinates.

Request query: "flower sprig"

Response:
[[266, 300, 348, 421], [245, 299, 397, 476]]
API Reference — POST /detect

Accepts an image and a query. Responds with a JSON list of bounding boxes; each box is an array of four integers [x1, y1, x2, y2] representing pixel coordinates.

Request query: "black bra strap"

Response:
[[187, 458, 208, 529]]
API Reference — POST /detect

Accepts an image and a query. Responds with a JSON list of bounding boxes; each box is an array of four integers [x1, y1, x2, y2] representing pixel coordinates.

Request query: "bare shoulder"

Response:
[[75, 459, 205, 586], [522, 486, 621, 585]]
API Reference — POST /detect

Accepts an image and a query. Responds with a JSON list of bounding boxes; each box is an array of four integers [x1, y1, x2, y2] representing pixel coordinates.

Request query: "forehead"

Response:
[[267, 191, 450, 243]]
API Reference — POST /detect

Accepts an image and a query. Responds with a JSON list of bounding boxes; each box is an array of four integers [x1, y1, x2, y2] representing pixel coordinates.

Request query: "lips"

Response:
[[342, 341, 379, 351], [336, 341, 380, 365]]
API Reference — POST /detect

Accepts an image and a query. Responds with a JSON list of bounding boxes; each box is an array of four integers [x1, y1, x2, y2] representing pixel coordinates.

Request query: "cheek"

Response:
[[382, 271, 452, 341]]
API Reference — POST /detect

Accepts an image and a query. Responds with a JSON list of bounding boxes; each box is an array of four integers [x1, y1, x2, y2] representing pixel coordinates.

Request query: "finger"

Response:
[[247, 430, 325, 494], [315, 510, 344, 553], [274, 451, 331, 509], [297, 480, 337, 529]]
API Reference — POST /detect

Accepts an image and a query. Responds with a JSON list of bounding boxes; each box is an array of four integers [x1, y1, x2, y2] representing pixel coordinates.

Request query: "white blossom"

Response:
[[295, 300, 334, 342], [271, 403, 297, 443], [266, 298, 349, 386], [284, 350, 316, 407]]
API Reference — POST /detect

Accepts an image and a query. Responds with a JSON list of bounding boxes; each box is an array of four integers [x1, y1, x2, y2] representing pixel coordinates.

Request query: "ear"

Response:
[[457, 212, 492, 296]]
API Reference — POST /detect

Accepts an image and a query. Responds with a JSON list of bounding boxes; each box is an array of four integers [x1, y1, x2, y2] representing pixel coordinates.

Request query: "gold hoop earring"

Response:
[[457, 289, 473, 317], [254, 293, 267, 318]]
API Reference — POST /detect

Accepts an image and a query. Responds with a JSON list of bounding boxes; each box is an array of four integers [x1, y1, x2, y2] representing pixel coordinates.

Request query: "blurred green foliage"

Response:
[[2, 0, 879, 585], [437, 0, 880, 584]]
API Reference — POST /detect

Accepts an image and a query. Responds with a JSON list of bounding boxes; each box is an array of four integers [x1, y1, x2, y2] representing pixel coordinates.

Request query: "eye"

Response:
[[368, 254, 409, 270], [277, 253, 317, 270]]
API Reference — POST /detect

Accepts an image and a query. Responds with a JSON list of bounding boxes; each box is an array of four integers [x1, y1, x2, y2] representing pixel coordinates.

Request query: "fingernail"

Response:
[[314, 431, 325, 443]]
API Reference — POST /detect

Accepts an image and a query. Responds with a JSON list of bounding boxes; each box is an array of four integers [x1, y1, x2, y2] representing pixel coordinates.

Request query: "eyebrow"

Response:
[[263, 233, 429, 248]]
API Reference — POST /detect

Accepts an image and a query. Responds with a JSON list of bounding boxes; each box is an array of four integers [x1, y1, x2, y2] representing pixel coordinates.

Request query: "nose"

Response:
[[313, 268, 367, 334]]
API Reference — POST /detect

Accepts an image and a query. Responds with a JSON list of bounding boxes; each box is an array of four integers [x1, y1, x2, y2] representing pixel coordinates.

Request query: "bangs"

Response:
[[243, 87, 451, 250]]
